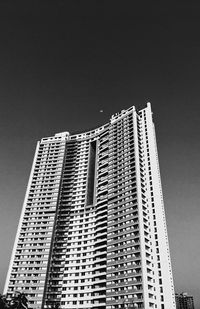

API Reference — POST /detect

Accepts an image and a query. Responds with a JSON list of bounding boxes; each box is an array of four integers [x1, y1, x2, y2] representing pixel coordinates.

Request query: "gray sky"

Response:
[[0, 1, 200, 307]]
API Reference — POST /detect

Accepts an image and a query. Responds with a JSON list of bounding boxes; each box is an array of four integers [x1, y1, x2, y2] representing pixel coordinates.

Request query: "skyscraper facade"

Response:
[[4, 103, 176, 309]]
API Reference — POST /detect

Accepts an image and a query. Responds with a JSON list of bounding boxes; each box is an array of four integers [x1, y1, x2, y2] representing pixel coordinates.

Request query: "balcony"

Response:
[[107, 248, 140, 259], [106, 288, 143, 296], [107, 256, 141, 266]]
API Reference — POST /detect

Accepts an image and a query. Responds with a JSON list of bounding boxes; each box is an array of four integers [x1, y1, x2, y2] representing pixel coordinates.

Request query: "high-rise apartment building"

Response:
[[175, 293, 195, 309], [4, 103, 176, 309]]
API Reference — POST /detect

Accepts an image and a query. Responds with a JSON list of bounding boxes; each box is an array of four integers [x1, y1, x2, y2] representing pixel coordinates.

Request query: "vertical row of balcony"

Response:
[[58, 139, 94, 309], [106, 113, 144, 309], [92, 132, 109, 309], [7, 138, 66, 309], [43, 141, 78, 308], [137, 112, 156, 308]]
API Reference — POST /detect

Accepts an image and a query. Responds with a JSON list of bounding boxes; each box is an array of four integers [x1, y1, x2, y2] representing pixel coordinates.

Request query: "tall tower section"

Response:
[[4, 103, 176, 309]]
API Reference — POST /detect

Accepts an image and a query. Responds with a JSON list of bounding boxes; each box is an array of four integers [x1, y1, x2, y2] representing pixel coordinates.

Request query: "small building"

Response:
[[175, 293, 195, 309]]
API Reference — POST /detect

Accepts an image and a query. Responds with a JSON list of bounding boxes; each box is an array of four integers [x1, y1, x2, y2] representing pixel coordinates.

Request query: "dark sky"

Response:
[[0, 1, 200, 306]]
